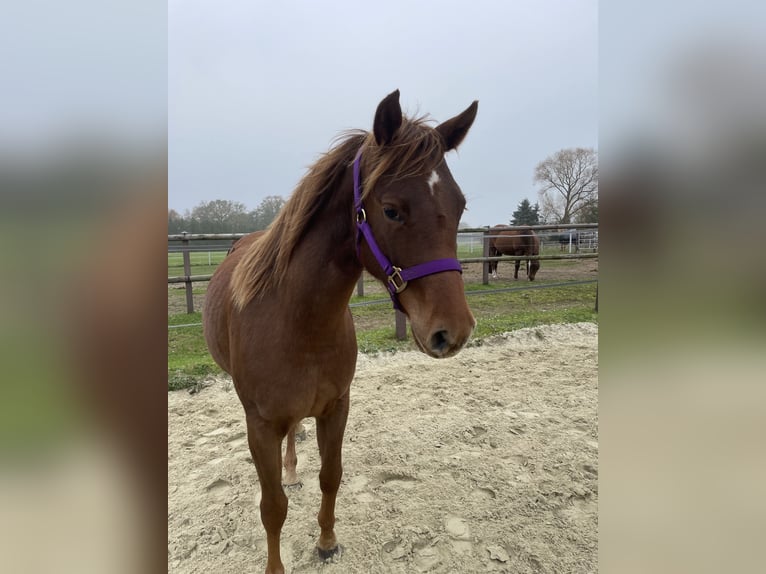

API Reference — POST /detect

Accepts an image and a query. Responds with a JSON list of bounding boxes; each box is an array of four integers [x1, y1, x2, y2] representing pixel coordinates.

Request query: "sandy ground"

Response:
[[168, 322, 598, 573]]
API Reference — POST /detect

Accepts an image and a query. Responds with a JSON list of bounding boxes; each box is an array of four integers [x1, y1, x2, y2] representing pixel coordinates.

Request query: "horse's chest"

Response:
[[235, 344, 356, 419]]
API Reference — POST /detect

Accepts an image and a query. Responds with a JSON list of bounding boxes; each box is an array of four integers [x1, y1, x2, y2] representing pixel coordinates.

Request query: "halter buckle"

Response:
[[387, 267, 408, 294]]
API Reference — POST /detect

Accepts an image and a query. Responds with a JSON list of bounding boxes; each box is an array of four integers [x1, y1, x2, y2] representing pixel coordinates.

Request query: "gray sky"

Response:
[[169, 0, 597, 227]]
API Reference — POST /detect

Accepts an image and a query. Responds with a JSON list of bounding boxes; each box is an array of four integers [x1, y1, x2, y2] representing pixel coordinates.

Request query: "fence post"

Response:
[[182, 232, 194, 314], [482, 229, 490, 285], [395, 310, 407, 341], [595, 284, 599, 312], [357, 274, 364, 297]]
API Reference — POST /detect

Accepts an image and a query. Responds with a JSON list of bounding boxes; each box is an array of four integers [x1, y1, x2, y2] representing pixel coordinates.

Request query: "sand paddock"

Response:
[[168, 322, 598, 573]]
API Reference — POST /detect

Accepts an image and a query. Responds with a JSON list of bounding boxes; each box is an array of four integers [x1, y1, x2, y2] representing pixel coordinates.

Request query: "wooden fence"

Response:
[[169, 224, 598, 339]]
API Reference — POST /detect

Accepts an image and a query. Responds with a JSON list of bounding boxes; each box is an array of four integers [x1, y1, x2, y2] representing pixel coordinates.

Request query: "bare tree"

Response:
[[534, 147, 598, 224]]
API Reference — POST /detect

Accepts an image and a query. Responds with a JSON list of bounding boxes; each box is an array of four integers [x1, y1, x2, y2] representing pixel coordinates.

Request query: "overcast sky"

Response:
[[168, 0, 597, 227]]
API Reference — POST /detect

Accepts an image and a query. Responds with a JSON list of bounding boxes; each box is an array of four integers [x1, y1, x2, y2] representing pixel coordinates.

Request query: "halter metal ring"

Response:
[[356, 208, 367, 224], [387, 267, 408, 294]]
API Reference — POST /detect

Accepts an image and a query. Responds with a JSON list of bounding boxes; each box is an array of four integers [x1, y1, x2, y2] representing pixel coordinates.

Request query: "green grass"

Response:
[[465, 282, 597, 339], [168, 313, 222, 390], [168, 280, 597, 390], [168, 251, 227, 278]]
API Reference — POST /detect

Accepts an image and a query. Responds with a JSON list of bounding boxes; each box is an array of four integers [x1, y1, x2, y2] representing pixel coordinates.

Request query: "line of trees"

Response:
[[168, 196, 286, 234], [171, 146, 597, 234]]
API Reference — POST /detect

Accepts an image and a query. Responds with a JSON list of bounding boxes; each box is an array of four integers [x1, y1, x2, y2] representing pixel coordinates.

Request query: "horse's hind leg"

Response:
[[315, 391, 350, 560], [514, 259, 521, 279], [283, 424, 301, 487], [246, 412, 288, 574]]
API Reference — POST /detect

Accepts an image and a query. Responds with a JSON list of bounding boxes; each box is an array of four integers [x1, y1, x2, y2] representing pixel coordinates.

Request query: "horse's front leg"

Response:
[[315, 391, 350, 560], [514, 259, 521, 280], [246, 411, 288, 574]]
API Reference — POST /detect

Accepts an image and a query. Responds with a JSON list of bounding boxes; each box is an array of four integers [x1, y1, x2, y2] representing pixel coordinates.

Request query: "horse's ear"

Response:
[[373, 89, 403, 146], [436, 101, 479, 151]]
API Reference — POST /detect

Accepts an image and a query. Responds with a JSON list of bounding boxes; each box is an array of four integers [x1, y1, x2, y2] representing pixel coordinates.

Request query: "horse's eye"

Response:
[[383, 207, 402, 222]]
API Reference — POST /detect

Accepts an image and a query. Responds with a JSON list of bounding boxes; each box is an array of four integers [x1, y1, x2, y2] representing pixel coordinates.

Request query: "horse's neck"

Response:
[[286, 169, 361, 313]]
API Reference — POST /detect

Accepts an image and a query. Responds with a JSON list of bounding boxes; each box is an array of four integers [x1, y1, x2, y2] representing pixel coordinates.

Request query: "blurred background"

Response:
[[600, 2, 766, 572], [0, 1, 166, 572], [0, 1, 764, 573]]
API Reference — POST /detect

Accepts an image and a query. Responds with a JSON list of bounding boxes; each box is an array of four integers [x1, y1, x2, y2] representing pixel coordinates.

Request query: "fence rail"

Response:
[[168, 253, 598, 285], [168, 225, 599, 335], [168, 224, 598, 242]]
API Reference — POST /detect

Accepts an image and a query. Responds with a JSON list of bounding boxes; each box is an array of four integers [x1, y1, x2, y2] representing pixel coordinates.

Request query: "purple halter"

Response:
[[353, 148, 463, 311]]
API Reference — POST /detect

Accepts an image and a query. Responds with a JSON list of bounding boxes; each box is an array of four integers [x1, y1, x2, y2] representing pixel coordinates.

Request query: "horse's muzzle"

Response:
[[427, 327, 472, 358], [411, 317, 474, 359], [399, 271, 475, 359]]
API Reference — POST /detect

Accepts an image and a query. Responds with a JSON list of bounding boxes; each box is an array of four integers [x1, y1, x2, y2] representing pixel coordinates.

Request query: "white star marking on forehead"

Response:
[[427, 170, 440, 195]]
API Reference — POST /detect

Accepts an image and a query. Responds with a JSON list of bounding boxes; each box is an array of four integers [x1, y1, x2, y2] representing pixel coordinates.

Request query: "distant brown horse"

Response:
[[488, 225, 540, 280], [202, 90, 478, 574]]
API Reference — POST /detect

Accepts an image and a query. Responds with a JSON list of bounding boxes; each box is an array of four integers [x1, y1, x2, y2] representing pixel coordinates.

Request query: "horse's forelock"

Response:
[[359, 116, 445, 201]]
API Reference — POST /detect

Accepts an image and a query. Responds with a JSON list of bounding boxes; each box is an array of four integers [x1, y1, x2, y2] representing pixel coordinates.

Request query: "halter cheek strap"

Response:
[[353, 148, 463, 311]]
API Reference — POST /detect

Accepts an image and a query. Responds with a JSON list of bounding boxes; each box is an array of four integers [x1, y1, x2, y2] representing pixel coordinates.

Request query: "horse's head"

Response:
[[356, 90, 478, 358]]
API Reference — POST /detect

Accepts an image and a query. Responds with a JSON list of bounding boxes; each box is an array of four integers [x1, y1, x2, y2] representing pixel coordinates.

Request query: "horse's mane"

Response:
[[231, 115, 444, 309]]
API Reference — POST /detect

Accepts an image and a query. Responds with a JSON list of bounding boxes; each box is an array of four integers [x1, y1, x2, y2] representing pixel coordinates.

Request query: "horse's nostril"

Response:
[[430, 330, 450, 353]]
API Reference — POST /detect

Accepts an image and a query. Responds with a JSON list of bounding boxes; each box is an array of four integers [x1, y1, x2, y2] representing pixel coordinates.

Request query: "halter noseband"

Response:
[[353, 148, 463, 311]]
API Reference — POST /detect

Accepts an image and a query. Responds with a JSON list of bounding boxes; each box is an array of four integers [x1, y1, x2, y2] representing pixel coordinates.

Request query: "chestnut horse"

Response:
[[202, 90, 477, 574], [488, 225, 540, 280]]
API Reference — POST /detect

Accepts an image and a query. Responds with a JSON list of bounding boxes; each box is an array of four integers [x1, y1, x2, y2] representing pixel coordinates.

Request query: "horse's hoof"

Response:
[[316, 544, 343, 562], [283, 481, 303, 490]]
